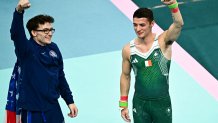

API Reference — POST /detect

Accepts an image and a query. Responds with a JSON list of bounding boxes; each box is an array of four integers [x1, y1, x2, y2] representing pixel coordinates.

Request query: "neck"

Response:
[[137, 33, 155, 44]]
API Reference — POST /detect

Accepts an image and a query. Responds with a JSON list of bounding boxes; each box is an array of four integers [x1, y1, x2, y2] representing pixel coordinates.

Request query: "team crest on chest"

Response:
[[153, 51, 160, 61], [49, 50, 57, 58]]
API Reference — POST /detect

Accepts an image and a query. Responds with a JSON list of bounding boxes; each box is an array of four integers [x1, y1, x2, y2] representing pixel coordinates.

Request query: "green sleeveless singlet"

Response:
[[130, 35, 171, 99]]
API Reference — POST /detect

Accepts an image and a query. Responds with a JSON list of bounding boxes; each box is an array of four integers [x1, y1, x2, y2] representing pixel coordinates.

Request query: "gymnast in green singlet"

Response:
[[119, 0, 184, 123]]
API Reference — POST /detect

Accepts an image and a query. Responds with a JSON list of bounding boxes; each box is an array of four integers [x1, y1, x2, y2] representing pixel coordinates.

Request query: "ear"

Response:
[[150, 20, 155, 27], [31, 30, 37, 37]]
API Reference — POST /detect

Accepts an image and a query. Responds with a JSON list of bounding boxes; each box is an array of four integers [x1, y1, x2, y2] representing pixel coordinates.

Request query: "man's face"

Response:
[[32, 22, 54, 46], [133, 17, 154, 39]]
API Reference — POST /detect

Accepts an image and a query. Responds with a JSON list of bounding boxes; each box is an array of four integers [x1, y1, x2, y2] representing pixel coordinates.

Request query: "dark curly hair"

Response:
[[26, 14, 54, 37]]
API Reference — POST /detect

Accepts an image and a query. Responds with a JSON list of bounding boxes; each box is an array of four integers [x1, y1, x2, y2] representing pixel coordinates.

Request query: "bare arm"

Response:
[[120, 44, 131, 122], [161, 0, 184, 45], [120, 44, 131, 98]]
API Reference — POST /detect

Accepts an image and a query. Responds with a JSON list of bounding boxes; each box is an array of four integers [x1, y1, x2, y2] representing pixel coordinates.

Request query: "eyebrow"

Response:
[[38, 28, 54, 30]]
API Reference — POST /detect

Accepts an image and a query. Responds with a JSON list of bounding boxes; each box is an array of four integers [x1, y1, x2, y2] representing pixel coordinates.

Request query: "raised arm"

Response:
[[120, 44, 132, 122], [16, 0, 31, 12], [10, 0, 31, 59], [161, 0, 184, 45]]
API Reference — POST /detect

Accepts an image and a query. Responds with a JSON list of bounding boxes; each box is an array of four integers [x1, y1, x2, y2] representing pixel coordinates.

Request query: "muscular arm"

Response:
[[120, 44, 132, 122], [120, 44, 131, 97], [162, 0, 184, 45]]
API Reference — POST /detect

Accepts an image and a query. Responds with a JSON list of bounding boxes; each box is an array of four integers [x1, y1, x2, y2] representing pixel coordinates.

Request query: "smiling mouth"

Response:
[[137, 32, 143, 35]]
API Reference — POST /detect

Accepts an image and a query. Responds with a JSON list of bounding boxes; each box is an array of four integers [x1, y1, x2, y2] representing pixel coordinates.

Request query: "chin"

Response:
[[45, 41, 52, 44], [137, 35, 145, 39]]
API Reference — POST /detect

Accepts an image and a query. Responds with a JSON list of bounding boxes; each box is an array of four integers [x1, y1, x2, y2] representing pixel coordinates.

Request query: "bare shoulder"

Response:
[[122, 43, 131, 60], [122, 43, 130, 55]]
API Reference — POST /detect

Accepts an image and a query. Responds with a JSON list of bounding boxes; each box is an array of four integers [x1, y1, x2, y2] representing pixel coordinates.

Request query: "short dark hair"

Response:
[[133, 8, 154, 23], [26, 14, 54, 37]]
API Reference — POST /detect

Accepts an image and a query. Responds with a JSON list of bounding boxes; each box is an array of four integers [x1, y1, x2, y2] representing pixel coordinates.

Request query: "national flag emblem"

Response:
[[5, 61, 21, 123], [145, 60, 152, 67]]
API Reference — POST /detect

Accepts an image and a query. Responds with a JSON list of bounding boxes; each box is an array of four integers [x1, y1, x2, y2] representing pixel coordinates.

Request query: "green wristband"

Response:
[[119, 101, 128, 108], [168, 2, 178, 9]]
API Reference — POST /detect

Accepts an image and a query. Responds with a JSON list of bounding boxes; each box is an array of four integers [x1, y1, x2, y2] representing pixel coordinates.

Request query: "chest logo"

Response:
[[145, 60, 152, 67], [153, 51, 160, 61], [154, 52, 158, 56], [49, 50, 57, 58], [132, 58, 138, 63]]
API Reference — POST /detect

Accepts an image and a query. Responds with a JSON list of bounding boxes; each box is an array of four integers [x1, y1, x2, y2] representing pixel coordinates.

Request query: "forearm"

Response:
[[169, 1, 184, 28], [119, 73, 130, 109], [120, 45, 131, 108], [10, 9, 26, 41], [59, 71, 74, 105], [59, 57, 74, 105], [120, 73, 131, 97], [163, 0, 184, 42]]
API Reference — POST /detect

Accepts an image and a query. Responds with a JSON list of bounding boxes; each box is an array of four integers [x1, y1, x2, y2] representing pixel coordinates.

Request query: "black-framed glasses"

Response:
[[35, 28, 55, 34]]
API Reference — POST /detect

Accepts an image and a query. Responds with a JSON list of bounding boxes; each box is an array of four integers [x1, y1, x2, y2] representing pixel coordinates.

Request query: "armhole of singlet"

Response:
[[130, 39, 135, 52], [129, 39, 135, 61], [154, 34, 171, 61]]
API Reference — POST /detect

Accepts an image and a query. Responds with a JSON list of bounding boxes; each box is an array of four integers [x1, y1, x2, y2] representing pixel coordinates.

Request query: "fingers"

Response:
[[161, 0, 175, 5], [68, 112, 76, 118], [23, 3, 31, 9], [121, 109, 131, 122], [17, 0, 31, 11], [121, 114, 131, 122], [68, 107, 78, 118], [20, 3, 31, 9]]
